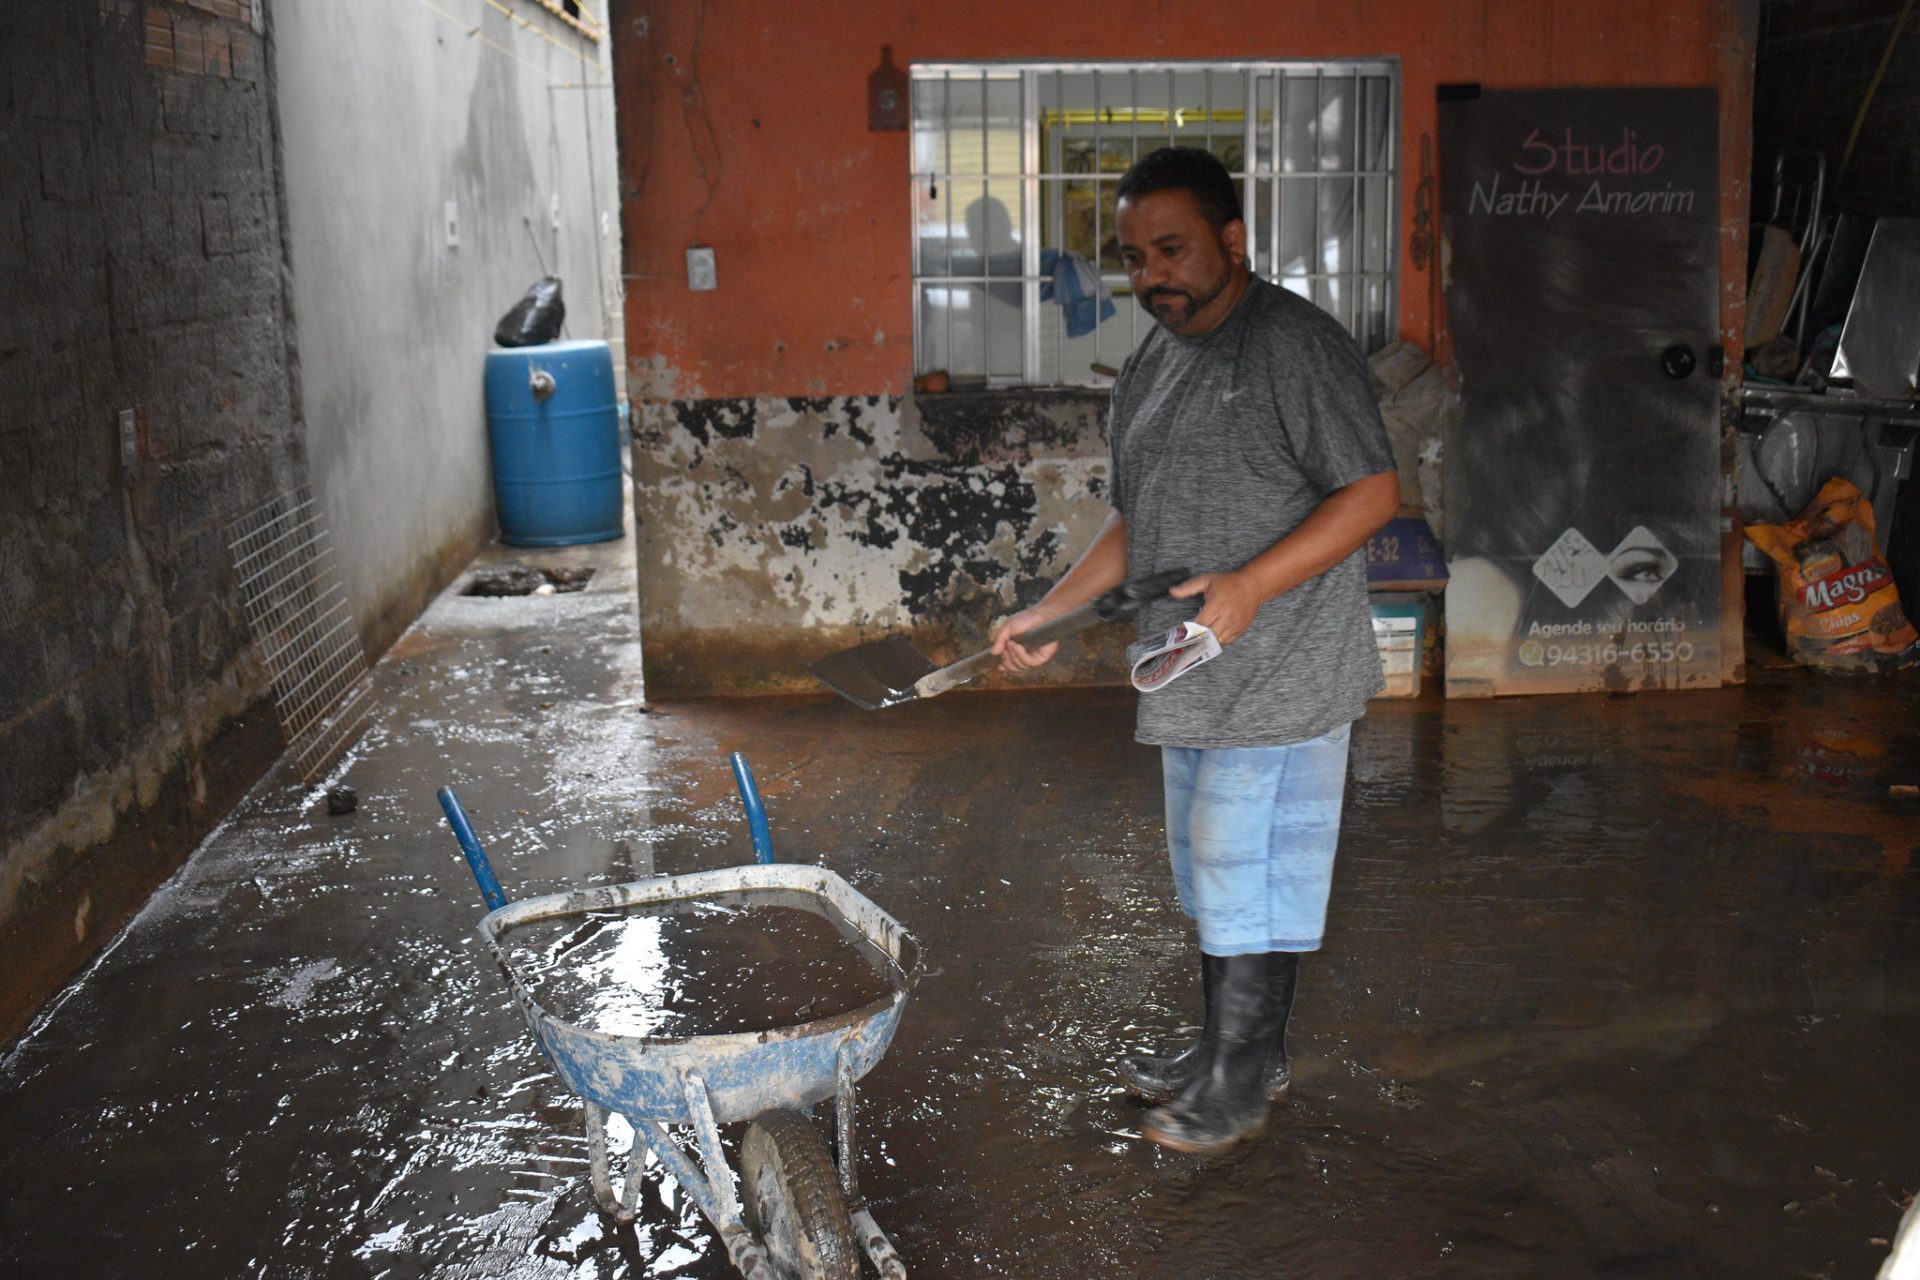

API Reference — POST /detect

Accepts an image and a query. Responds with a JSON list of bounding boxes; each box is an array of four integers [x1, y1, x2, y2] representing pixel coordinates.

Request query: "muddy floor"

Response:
[[2, 529, 1917, 1279]]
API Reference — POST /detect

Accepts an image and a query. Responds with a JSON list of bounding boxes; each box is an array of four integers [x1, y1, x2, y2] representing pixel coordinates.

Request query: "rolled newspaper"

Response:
[[1130, 621, 1222, 692]]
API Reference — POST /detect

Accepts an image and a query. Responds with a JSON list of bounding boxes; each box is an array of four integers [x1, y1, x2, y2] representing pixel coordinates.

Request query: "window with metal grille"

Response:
[[911, 61, 1400, 387]]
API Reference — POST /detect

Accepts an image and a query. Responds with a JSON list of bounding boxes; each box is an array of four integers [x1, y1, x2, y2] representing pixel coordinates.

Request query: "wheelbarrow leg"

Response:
[[850, 1208, 908, 1280], [680, 1071, 776, 1278], [627, 1114, 771, 1277], [834, 1046, 859, 1204], [583, 1100, 643, 1224], [836, 1043, 908, 1279]]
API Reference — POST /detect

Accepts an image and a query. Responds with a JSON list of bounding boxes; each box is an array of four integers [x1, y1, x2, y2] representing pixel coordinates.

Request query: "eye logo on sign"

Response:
[[1533, 526, 1677, 606]]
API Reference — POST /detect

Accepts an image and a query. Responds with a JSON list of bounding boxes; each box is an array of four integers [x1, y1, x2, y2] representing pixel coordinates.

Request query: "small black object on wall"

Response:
[[869, 45, 907, 132]]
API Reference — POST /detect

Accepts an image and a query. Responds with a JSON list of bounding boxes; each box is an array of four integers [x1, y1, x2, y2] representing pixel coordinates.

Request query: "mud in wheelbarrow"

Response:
[[439, 766, 924, 1280]]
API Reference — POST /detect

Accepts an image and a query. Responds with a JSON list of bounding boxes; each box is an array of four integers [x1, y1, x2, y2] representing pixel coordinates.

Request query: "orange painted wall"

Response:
[[612, 0, 1753, 400]]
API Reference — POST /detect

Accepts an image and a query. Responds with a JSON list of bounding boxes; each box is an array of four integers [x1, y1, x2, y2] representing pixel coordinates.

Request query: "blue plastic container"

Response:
[[484, 340, 623, 546]]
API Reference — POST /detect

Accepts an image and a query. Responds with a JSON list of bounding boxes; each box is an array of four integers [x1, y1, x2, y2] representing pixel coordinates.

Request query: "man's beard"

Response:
[[1138, 267, 1230, 331]]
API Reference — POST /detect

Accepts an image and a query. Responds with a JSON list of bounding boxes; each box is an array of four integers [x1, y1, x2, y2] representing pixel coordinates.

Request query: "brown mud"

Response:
[[504, 896, 897, 1039], [1, 532, 1916, 1278]]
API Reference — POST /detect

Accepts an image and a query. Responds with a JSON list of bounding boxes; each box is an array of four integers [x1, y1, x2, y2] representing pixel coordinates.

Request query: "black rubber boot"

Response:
[[1121, 951, 1297, 1102], [1119, 952, 1219, 1101], [1141, 952, 1289, 1156]]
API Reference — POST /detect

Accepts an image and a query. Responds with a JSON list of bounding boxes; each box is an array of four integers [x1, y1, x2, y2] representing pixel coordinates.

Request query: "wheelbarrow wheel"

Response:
[[739, 1108, 859, 1280]]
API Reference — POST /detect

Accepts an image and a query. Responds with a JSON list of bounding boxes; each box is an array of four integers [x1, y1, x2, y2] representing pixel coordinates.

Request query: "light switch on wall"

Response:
[[686, 246, 717, 291], [445, 200, 459, 248]]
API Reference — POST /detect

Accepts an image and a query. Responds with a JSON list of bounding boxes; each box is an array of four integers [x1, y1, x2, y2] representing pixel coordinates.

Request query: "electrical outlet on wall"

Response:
[[686, 246, 717, 291], [118, 409, 138, 467], [550, 192, 562, 230]]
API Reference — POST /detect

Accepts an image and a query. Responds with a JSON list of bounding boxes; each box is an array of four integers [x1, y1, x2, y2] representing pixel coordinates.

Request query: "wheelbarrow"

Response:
[[437, 754, 923, 1280]]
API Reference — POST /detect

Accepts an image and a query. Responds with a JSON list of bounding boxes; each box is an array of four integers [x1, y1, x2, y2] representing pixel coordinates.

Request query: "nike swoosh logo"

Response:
[[1221, 389, 1246, 402]]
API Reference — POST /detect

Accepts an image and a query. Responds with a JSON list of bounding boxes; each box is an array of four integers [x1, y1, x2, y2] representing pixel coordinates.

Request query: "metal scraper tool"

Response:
[[807, 568, 1189, 710]]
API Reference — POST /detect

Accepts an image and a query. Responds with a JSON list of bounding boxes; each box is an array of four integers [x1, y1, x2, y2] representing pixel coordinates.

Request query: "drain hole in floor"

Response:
[[465, 566, 595, 597]]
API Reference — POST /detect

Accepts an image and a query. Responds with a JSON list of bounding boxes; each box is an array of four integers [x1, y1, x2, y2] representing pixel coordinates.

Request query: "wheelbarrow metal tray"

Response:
[[478, 863, 923, 1127]]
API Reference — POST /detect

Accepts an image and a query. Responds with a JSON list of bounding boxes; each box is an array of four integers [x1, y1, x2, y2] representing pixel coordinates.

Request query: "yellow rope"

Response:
[[476, 0, 603, 60], [1837, 0, 1915, 184]]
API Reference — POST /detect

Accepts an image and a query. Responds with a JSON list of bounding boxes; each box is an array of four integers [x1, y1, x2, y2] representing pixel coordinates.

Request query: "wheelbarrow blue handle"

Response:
[[438, 786, 510, 911], [729, 752, 776, 865]]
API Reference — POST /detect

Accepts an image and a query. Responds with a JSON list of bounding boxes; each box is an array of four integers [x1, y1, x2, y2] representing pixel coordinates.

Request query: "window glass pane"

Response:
[[1249, 177, 1273, 278], [1365, 277, 1388, 351], [1167, 70, 1208, 142], [942, 179, 986, 281], [1278, 176, 1317, 279], [913, 61, 1397, 379], [1361, 174, 1391, 277], [1060, 177, 1097, 262], [915, 177, 953, 279], [1040, 70, 1069, 172], [1313, 273, 1339, 324], [1319, 178, 1353, 278], [1123, 68, 1168, 153], [946, 282, 986, 381], [912, 77, 950, 277], [1360, 74, 1393, 172], [1209, 70, 1244, 164], [915, 281, 949, 375], [911, 76, 948, 172], [969, 178, 1022, 281], [1280, 75, 1317, 175], [945, 72, 985, 170], [1319, 74, 1356, 175], [983, 281, 1023, 380], [1253, 71, 1276, 176], [1041, 74, 1138, 273]]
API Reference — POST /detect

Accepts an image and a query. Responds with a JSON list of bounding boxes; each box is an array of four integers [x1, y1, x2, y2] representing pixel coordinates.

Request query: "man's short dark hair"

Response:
[[1115, 147, 1243, 230]]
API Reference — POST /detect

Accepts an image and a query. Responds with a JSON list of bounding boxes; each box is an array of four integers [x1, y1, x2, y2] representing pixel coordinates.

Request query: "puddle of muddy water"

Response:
[[7, 524, 1918, 1280], [502, 890, 899, 1038], [464, 565, 596, 596]]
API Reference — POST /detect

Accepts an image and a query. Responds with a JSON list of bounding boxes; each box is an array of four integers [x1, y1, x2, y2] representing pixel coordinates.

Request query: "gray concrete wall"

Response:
[[271, 0, 624, 658], [0, 0, 302, 1039]]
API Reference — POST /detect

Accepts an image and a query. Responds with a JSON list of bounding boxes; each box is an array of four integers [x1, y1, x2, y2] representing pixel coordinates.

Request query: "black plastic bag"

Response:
[[493, 277, 565, 347]]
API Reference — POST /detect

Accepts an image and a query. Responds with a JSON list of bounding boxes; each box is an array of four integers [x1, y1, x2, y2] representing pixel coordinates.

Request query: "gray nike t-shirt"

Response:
[[1109, 277, 1395, 748]]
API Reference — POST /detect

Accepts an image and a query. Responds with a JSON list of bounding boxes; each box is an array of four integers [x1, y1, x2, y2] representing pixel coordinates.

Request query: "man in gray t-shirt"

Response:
[[992, 148, 1398, 1156]]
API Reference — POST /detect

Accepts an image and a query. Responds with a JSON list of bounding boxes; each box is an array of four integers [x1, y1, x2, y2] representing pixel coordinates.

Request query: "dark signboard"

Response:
[[1439, 88, 1723, 696]]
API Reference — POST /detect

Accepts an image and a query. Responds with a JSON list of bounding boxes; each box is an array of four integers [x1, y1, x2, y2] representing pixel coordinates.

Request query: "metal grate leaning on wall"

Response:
[[226, 487, 377, 783]]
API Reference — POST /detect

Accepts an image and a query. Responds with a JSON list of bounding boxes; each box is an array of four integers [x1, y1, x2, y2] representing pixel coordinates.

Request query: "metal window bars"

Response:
[[226, 487, 377, 783], [910, 61, 1400, 385]]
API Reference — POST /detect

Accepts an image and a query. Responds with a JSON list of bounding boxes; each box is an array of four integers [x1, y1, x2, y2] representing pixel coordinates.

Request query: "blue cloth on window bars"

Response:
[[1039, 248, 1117, 338]]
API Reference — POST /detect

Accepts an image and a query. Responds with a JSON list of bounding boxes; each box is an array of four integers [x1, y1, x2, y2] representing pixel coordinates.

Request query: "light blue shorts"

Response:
[[1162, 722, 1353, 956]]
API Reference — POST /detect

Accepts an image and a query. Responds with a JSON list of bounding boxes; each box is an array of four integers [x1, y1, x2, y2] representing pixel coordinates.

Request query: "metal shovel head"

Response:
[[808, 636, 940, 710]]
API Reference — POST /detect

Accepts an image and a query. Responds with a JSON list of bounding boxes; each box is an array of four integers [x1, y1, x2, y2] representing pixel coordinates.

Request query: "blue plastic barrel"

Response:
[[483, 340, 623, 546]]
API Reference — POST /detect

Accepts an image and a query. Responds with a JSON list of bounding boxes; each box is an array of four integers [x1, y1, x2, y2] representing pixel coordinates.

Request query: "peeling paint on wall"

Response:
[[631, 389, 1121, 695]]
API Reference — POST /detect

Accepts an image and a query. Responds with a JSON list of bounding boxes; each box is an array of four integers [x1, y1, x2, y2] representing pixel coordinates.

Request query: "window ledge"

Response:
[[906, 385, 1114, 464], [910, 383, 1110, 410]]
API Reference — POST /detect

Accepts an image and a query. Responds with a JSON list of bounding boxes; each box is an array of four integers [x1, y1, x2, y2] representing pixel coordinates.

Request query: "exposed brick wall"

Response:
[[0, 0, 302, 1040], [142, 1, 257, 77]]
